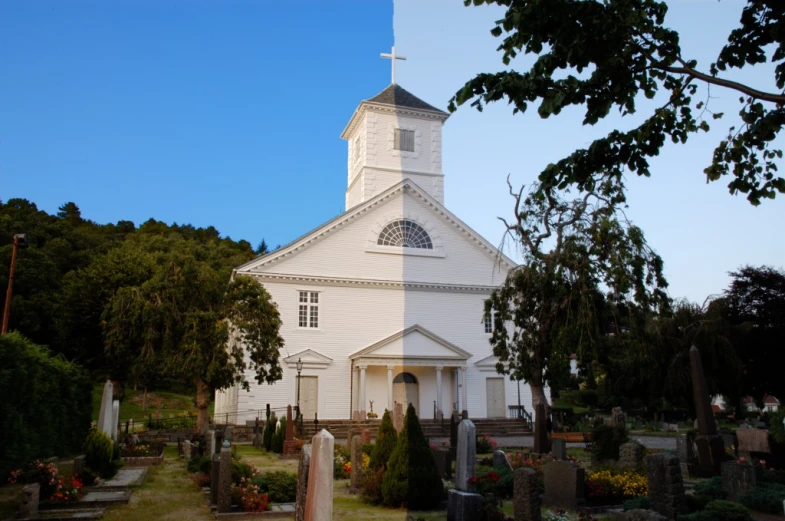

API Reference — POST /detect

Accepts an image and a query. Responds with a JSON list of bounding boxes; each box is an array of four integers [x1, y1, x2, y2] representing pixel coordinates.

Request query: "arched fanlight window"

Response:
[[377, 220, 433, 249], [393, 372, 418, 384]]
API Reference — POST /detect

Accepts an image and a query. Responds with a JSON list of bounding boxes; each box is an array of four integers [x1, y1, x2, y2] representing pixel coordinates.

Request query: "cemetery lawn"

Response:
[[91, 385, 214, 422], [102, 445, 213, 521]]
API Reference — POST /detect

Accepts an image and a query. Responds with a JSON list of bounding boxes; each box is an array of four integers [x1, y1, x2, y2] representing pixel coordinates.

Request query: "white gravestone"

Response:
[[455, 419, 477, 492], [97, 380, 114, 437], [111, 400, 120, 440]]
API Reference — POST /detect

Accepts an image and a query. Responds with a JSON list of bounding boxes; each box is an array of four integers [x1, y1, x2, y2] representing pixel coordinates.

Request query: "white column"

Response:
[[352, 367, 359, 419], [456, 367, 463, 412], [387, 366, 394, 412], [436, 366, 443, 420], [461, 366, 468, 415], [359, 365, 367, 419]]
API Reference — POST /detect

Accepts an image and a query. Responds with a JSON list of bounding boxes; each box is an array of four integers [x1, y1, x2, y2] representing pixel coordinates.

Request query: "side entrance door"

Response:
[[299, 376, 318, 422], [486, 378, 506, 418]]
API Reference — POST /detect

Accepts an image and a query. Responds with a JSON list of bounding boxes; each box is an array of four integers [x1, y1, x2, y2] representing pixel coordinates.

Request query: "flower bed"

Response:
[[585, 469, 647, 506], [7, 459, 86, 505]]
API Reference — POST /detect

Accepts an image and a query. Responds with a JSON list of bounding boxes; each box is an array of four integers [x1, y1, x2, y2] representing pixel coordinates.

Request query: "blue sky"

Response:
[[2, 0, 783, 302]]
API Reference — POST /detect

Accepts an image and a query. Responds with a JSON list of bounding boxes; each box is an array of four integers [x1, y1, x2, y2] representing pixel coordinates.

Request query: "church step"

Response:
[[297, 418, 531, 441]]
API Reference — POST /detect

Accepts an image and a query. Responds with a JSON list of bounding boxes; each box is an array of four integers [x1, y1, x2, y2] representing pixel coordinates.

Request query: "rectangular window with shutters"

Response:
[[298, 291, 320, 328], [394, 128, 415, 152]]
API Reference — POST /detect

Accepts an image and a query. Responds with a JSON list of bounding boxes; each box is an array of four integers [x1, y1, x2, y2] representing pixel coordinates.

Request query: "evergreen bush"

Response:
[[0, 332, 92, 479], [381, 403, 443, 509], [739, 482, 785, 514], [369, 410, 398, 470], [679, 500, 752, 521], [271, 418, 286, 454], [187, 455, 211, 474], [83, 428, 121, 478], [591, 424, 629, 461]]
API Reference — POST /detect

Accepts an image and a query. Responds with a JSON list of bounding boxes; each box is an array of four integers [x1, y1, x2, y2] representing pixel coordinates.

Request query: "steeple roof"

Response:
[[365, 84, 448, 115]]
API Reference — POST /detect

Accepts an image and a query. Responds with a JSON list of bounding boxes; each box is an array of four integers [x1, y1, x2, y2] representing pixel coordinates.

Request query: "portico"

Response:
[[349, 324, 471, 420]]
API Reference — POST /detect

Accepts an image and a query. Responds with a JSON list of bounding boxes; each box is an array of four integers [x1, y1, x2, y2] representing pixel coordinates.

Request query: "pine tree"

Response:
[[369, 409, 398, 471], [263, 413, 276, 451], [381, 404, 443, 509]]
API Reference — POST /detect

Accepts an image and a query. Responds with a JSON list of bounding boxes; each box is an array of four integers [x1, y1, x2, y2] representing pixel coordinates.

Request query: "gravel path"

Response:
[[428, 435, 677, 451]]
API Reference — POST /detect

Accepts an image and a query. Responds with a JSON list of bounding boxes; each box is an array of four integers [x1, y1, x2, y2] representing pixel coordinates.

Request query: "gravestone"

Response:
[[449, 412, 459, 461], [224, 426, 234, 444], [514, 467, 541, 521], [393, 403, 404, 433], [722, 461, 758, 500], [217, 447, 232, 513], [493, 450, 513, 473], [183, 440, 193, 460], [73, 455, 85, 477], [210, 454, 220, 505], [284, 405, 297, 455], [448, 419, 483, 521], [361, 429, 371, 444], [612, 407, 625, 428], [207, 430, 216, 455], [689, 346, 725, 476], [295, 443, 311, 521], [97, 380, 114, 437], [619, 442, 645, 472], [676, 435, 697, 478], [111, 400, 120, 441], [433, 449, 452, 479], [543, 460, 585, 510], [20, 484, 39, 518], [350, 435, 363, 491], [533, 403, 549, 455], [736, 428, 771, 459], [214, 431, 224, 455], [551, 439, 567, 461], [346, 426, 355, 451], [646, 454, 685, 520], [304, 430, 334, 521], [455, 419, 477, 492]]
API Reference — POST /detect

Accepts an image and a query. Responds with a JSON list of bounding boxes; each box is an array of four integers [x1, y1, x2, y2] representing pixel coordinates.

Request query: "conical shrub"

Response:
[[369, 409, 398, 471], [381, 403, 443, 509]]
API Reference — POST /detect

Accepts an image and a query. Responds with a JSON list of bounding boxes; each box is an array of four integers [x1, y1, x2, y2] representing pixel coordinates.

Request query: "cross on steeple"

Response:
[[381, 46, 407, 85]]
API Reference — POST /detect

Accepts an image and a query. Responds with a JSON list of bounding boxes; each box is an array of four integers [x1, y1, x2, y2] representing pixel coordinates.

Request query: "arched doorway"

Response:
[[393, 372, 419, 415]]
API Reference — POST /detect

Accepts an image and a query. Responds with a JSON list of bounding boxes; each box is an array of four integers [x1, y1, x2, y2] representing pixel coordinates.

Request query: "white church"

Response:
[[215, 52, 541, 425]]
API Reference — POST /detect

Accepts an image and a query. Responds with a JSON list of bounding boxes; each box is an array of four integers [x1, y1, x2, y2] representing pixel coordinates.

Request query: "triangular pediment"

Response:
[[283, 349, 333, 369], [350, 325, 471, 362], [475, 354, 508, 372], [235, 179, 516, 280]]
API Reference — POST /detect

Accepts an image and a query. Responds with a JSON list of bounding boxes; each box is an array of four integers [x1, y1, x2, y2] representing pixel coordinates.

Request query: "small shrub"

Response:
[[231, 460, 257, 485], [362, 444, 374, 456], [476, 434, 497, 454], [591, 424, 629, 461], [694, 475, 728, 501], [187, 455, 211, 474], [739, 482, 785, 514], [78, 466, 99, 487], [623, 496, 650, 510], [704, 500, 752, 521], [271, 418, 286, 454], [360, 467, 385, 505], [262, 414, 276, 451], [369, 410, 397, 471], [83, 428, 120, 479], [265, 471, 297, 503], [192, 472, 210, 488]]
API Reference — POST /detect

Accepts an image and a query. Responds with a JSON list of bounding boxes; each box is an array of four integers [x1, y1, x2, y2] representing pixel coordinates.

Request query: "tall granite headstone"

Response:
[[448, 419, 483, 521], [295, 444, 311, 521], [646, 454, 685, 520], [514, 467, 541, 521], [690, 346, 725, 476], [722, 461, 758, 501], [350, 435, 363, 491], [551, 439, 567, 461], [619, 442, 645, 472], [284, 405, 297, 455], [304, 430, 334, 521], [111, 400, 120, 441], [217, 447, 232, 513], [533, 403, 550, 455], [210, 454, 220, 505], [97, 380, 114, 436]]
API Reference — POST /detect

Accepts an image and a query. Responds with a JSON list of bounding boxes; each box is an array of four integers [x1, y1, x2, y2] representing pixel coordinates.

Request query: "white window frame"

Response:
[[298, 291, 320, 329], [394, 128, 415, 152], [484, 313, 493, 334]]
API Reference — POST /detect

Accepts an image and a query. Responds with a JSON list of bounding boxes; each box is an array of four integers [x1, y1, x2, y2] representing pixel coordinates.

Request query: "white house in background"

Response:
[[713, 395, 781, 414], [214, 80, 541, 424]]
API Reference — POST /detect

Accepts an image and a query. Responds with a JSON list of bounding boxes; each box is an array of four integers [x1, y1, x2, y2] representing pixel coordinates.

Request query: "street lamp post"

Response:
[[295, 358, 303, 422], [2, 233, 28, 334]]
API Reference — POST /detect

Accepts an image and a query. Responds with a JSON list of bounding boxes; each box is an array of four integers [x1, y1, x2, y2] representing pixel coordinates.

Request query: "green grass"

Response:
[[91, 384, 214, 423], [102, 445, 213, 521]]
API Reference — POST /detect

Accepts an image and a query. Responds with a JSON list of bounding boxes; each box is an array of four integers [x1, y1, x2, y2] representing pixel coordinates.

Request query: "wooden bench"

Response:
[[549, 432, 593, 450]]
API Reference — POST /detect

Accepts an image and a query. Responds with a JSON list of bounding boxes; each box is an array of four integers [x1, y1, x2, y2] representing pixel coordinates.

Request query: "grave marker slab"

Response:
[[350, 435, 363, 491], [619, 442, 645, 472], [97, 381, 114, 437], [690, 346, 725, 476], [20, 484, 39, 518], [447, 489, 483, 521], [722, 461, 758, 500], [304, 430, 334, 521], [551, 439, 567, 461], [646, 454, 685, 521], [543, 460, 585, 510], [736, 428, 770, 458], [295, 444, 311, 521], [493, 450, 513, 473], [455, 419, 476, 492], [217, 447, 232, 513], [514, 467, 541, 521]]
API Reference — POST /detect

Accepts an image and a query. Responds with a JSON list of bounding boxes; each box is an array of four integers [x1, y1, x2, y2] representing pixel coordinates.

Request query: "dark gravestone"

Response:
[[543, 460, 585, 510], [449, 412, 459, 462], [619, 442, 645, 472], [217, 447, 232, 513], [73, 455, 86, 477], [214, 431, 224, 455], [533, 403, 550, 455], [676, 435, 697, 478], [722, 461, 758, 501], [295, 444, 311, 521], [210, 454, 220, 505], [646, 454, 685, 521], [447, 489, 484, 521], [434, 449, 452, 479], [493, 450, 513, 473], [350, 435, 363, 491], [689, 346, 724, 476], [551, 439, 567, 461], [514, 467, 542, 521], [736, 428, 771, 459], [20, 484, 39, 518]]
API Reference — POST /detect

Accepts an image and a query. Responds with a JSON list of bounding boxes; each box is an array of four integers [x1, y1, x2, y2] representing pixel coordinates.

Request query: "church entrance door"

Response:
[[486, 378, 505, 418], [392, 372, 419, 416], [299, 376, 318, 422]]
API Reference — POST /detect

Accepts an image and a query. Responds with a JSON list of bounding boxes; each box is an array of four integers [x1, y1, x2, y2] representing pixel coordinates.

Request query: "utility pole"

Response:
[[2, 233, 28, 334]]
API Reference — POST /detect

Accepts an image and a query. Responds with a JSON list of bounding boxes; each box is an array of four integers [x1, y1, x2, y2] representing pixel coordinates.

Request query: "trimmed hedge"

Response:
[[0, 332, 92, 479], [369, 410, 397, 471]]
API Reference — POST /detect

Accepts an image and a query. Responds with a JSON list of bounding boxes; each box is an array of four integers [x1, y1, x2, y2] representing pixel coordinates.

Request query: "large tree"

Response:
[[451, 0, 785, 205], [102, 238, 284, 432], [485, 180, 670, 406]]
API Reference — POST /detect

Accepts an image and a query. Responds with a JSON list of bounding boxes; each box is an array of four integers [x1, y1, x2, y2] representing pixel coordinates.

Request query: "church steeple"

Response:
[[341, 81, 450, 211]]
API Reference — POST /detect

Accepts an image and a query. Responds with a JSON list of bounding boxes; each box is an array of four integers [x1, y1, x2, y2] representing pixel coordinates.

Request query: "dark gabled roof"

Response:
[[366, 84, 448, 115]]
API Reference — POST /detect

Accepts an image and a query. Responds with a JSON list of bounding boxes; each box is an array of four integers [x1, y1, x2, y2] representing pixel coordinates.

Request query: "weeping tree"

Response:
[[485, 180, 670, 407], [103, 243, 284, 433]]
